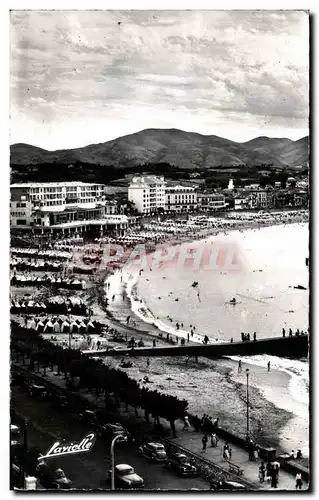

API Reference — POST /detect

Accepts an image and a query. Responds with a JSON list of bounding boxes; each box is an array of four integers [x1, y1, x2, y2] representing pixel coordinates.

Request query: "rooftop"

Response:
[[10, 181, 105, 188]]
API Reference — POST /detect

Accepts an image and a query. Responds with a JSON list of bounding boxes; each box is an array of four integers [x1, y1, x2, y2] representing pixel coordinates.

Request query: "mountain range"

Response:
[[10, 128, 309, 171]]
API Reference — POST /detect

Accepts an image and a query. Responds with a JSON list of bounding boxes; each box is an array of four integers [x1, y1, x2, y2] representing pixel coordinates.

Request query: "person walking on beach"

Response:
[[202, 434, 208, 452], [259, 462, 266, 482], [187, 332, 190, 342], [253, 332, 257, 342], [295, 473, 303, 489], [267, 360, 271, 372], [112, 294, 115, 301], [238, 359, 242, 373], [183, 415, 190, 431], [211, 433, 218, 447], [126, 315, 130, 325], [282, 328, 286, 338], [223, 443, 230, 461]]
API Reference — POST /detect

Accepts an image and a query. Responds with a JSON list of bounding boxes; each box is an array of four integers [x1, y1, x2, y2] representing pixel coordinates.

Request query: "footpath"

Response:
[[13, 361, 306, 492]]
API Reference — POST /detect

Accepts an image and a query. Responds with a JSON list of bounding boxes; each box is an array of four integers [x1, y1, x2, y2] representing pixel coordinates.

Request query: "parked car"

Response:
[[28, 383, 48, 399], [166, 452, 198, 477], [51, 395, 69, 411], [138, 442, 167, 462], [10, 424, 21, 447], [210, 480, 247, 491], [36, 461, 72, 490], [98, 422, 127, 439], [109, 464, 144, 489], [79, 409, 98, 427]]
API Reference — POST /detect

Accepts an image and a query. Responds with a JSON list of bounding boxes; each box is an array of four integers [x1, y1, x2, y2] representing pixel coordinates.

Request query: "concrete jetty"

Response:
[[83, 334, 309, 359]]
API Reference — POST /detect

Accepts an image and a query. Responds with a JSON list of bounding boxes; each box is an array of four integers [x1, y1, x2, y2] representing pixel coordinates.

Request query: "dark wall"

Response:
[[94, 335, 309, 359]]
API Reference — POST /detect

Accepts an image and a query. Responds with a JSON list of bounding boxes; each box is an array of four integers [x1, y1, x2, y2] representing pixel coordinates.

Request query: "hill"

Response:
[[10, 129, 309, 184]]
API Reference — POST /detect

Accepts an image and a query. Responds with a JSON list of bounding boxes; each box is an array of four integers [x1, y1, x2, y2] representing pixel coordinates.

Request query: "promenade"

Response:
[[13, 362, 307, 491]]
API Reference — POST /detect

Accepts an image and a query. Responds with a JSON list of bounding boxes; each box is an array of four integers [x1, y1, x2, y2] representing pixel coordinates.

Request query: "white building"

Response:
[[234, 196, 249, 210], [10, 182, 126, 236], [128, 176, 166, 214], [198, 193, 226, 212], [228, 178, 234, 191], [165, 185, 198, 213]]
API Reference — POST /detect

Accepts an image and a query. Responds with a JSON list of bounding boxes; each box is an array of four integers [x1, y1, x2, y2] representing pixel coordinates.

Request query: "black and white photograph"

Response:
[[9, 8, 309, 491]]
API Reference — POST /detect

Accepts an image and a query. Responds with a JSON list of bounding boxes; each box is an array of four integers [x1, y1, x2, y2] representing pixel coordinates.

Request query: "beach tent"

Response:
[[52, 321, 60, 333], [44, 320, 54, 333], [61, 320, 70, 333], [77, 321, 86, 334], [70, 321, 79, 333], [36, 321, 44, 333], [27, 318, 37, 330], [86, 321, 95, 333]]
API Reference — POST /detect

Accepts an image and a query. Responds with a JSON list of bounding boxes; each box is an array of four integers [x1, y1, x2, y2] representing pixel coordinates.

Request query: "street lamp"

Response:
[[111, 433, 128, 491], [245, 369, 249, 440]]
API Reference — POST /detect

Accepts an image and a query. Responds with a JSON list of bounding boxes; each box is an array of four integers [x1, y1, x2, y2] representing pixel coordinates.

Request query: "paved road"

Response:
[[11, 385, 209, 491]]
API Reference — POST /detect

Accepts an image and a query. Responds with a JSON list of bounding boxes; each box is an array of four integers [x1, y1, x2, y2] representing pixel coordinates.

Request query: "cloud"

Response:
[[10, 10, 309, 149]]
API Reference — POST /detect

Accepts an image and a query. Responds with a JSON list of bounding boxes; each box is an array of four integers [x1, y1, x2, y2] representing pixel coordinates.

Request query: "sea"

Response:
[[106, 222, 309, 453]]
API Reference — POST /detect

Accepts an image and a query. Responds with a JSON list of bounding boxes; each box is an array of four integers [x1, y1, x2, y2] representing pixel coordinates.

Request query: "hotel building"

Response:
[[165, 185, 198, 213], [10, 182, 128, 237], [128, 176, 166, 214]]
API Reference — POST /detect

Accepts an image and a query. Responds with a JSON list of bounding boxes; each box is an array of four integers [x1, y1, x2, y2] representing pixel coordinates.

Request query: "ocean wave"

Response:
[[124, 271, 226, 343], [227, 354, 309, 406]]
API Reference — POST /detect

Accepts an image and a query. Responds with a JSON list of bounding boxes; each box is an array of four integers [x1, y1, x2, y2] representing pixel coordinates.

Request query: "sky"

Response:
[[10, 9, 309, 150]]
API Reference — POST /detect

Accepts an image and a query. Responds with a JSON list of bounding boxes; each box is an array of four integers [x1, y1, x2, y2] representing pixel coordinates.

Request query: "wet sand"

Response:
[[104, 354, 297, 454]]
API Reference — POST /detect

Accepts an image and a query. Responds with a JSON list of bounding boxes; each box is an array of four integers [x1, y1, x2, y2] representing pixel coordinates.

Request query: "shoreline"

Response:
[[11, 213, 308, 461], [102, 218, 309, 457]]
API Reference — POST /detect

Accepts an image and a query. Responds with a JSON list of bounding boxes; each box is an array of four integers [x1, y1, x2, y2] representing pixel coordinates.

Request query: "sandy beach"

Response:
[[11, 212, 309, 461], [102, 217, 309, 457]]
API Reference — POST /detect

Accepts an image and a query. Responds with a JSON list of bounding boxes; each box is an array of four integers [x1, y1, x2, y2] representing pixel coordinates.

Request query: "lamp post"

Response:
[[246, 369, 250, 440], [21, 418, 29, 489], [111, 433, 128, 491]]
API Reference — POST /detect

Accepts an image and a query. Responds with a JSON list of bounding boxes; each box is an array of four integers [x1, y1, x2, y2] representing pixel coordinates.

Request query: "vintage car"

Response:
[[166, 452, 198, 477], [10, 424, 21, 447], [36, 462, 72, 490], [28, 383, 48, 400], [98, 422, 127, 439], [210, 480, 247, 491], [138, 442, 167, 462], [78, 409, 99, 427], [109, 464, 144, 489]]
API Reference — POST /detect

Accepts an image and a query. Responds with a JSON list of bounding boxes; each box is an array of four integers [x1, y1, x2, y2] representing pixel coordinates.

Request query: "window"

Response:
[[17, 219, 27, 225]]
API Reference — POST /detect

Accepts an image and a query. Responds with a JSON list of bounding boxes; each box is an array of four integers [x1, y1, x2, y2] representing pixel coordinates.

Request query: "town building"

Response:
[[245, 183, 260, 191], [128, 176, 166, 214], [165, 185, 198, 213], [10, 182, 127, 237], [198, 193, 226, 212], [234, 195, 249, 210], [247, 189, 268, 209]]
